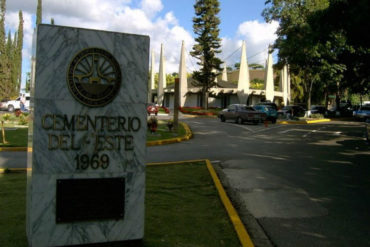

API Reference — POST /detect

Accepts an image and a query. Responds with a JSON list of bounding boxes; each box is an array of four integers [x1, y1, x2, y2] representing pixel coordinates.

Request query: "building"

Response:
[[149, 41, 291, 108]]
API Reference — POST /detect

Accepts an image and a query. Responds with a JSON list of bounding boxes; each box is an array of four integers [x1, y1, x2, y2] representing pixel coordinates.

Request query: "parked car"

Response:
[[255, 102, 278, 111], [0, 98, 10, 111], [253, 104, 277, 123], [310, 105, 327, 115], [277, 105, 305, 118], [218, 104, 266, 124], [326, 103, 354, 117], [147, 103, 159, 115], [4, 93, 30, 112], [353, 104, 370, 121]]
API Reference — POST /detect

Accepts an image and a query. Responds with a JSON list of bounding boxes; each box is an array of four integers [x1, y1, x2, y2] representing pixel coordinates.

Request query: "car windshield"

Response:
[[361, 106, 370, 111]]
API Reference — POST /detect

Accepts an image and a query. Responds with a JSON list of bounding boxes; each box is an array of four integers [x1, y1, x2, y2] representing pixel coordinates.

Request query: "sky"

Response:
[[5, 0, 278, 90]]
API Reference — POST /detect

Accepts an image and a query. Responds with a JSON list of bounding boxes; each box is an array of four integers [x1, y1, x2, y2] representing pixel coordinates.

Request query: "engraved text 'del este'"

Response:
[[67, 48, 121, 107]]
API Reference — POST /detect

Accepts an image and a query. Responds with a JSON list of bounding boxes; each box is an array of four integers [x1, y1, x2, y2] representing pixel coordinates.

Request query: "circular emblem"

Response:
[[67, 48, 121, 107]]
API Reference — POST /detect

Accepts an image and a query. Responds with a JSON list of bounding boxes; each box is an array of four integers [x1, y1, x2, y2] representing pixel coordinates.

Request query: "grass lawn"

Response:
[[0, 162, 240, 247], [0, 121, 187, 147], [0, 128, 28, 147], [147, 120, 187, 142]]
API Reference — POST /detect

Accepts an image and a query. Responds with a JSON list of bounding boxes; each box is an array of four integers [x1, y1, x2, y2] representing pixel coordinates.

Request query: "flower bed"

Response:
[[179, 107, 221, 116], [158, 106, 170, 114]]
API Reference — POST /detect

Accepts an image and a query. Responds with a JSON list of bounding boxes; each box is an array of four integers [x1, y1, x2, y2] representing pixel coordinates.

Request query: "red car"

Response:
[[147, 103, 159, 115]]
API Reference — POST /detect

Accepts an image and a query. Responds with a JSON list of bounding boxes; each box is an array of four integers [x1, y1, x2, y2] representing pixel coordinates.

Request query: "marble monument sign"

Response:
[[27, 24, 149, 246]]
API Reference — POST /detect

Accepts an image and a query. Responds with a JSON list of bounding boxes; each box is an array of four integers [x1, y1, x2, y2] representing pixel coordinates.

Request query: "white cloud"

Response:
[[140, 0, 163, 18], [236, 20, 279, 65], [5, 0, 196, 88], [4, 1, 279, 89]]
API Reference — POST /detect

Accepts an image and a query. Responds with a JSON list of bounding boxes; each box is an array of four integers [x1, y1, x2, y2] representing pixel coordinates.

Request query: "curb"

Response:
[[278, 118, 331, 125], [0, 147, 27, 152], [146, 122, 192, 146], [0, 122, 193, 152]]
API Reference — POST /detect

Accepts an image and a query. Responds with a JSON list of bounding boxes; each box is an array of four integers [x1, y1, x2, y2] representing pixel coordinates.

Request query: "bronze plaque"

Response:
[[56, 178, 125, 223], [67, 47, 122, 107]]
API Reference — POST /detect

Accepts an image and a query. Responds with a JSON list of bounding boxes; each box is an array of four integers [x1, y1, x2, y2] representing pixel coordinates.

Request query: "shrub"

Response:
[[18, 114, 29, 125], [310, 113, 324, 119]]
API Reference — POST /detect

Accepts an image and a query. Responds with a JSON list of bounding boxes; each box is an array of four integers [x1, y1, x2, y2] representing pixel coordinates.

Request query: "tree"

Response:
[[0, 1, 24, 99], [191, 0, 222, 109], [0, 0, 10, 99], [249, 63, 264, 70], [36, 0, 42, 25], [234, 62, 240, 70], [25, 72, 30, 92], [263, 0, 331, 109], [263, 0, 369, 110], [16, 11, 23, 92], [310, 0, 370, 97]]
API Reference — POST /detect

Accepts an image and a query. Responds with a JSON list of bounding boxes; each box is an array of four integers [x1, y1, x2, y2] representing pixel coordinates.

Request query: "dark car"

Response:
[[353, 104, 370, 121], [278, 105, 306, 118], [218, 104, 266, 124], [147, 103, 159, 115], [310, 105, 327, 115], [253, 104, 278, 123]]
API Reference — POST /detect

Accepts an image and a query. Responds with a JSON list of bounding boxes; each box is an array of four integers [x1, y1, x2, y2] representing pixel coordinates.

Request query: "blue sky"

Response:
[[162, 0, 267, 37], [6, 0, 278, 90]]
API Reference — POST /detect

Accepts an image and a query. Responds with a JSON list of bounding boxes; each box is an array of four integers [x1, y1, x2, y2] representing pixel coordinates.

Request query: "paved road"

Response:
[[148, 118, 370, 247], [1, 117, 369, 246]]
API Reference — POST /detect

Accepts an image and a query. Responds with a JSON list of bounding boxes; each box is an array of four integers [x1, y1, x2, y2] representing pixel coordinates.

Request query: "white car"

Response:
[[4, 93, 30, 112]]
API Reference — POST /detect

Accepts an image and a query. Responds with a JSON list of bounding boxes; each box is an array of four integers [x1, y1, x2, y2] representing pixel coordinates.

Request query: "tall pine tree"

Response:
[[0, 0, 24, 99], [16, 10, 23, 91], [36, 0, 42, 25], [191, 0, 222, 109]]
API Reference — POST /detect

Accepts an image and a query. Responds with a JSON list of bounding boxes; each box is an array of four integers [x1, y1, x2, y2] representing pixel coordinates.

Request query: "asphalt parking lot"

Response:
[[1, 116, 369, 246]]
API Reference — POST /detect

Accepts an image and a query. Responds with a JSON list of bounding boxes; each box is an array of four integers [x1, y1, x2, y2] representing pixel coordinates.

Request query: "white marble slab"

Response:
[[27, 24, 149, 247]]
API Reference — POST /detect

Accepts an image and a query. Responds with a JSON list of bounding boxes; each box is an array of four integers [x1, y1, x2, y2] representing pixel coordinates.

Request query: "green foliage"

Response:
[[1, 113, 11, 121], [250, 78, 264, 89], [310, 113, 324, 119], [249, 63, 264, 70], [36, 0, 42, 25], [17, 114, 28, 125], [263, 0, 370, 108], [191, 0, 223, 109], [234, 62, 240, 70], [0, 1, 23, 100], [25, 72, 30, 92]]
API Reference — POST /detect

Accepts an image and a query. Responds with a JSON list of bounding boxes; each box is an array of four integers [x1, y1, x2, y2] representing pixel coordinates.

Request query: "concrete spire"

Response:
[[237, 41, 250, 104], [222, 64, 228, 81], [148, 49, 155, 103], [157, 44, 166, 105], [264, 45, 274, 102], [179, 41, 188, 107]]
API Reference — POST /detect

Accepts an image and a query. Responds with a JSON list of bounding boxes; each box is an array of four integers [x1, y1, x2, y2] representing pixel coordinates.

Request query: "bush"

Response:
[[310, 113, 324, 119], [2, 113, 12, 121], [18, 114, 29, 125]]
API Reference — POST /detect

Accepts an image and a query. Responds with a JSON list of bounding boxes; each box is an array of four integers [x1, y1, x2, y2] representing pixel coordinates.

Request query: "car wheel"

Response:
[[220, 115, 225, 122], [236, 117, 243, 124], [8, 105, 14, 112]]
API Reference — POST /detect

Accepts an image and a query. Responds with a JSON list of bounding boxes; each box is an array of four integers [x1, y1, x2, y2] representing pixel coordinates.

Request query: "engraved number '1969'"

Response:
[[75, 154, 109, 170]]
